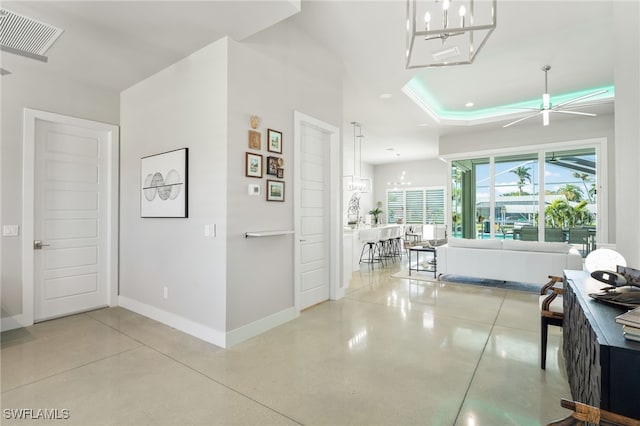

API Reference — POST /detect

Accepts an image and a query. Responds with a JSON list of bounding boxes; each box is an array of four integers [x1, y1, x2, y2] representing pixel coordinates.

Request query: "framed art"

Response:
[[267, 129, 282, 154], [141, 148, 188, 218], [246, 152, 263, 178], [266, 180, 285, 202], [277, 168, 284, 179], [248, 130, 261, 150], [267, 156, 279, 176]]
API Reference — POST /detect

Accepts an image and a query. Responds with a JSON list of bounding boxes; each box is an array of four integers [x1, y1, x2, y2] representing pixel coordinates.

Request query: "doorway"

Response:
[[22, 109, 119, 324], [293, 112, 342, 311]]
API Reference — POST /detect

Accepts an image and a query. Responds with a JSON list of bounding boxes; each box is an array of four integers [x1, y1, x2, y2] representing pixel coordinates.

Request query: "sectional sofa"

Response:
[[436, 238, 584, 285]]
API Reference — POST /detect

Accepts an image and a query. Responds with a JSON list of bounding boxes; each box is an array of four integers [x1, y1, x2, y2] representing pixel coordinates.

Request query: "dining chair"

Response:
[[521, 226, 539, 241], [568, 227, 590, 256], [545, 227, 565, 242]]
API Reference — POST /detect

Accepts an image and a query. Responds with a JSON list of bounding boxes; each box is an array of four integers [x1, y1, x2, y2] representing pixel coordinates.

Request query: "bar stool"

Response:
[[378, 227, 393, 265], [389, 226, 403, 260], [358, 228, 383, 267]]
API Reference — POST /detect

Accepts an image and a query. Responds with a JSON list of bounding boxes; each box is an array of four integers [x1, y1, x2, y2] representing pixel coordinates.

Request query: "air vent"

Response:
[[0, 8, 63, 62]]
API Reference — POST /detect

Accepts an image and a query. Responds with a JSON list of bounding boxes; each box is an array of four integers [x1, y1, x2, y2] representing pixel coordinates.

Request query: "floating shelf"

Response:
[[244, 230, 295, 238]]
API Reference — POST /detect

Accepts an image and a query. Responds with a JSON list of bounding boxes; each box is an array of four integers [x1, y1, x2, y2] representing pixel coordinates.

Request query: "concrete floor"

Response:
[[1, 261, 571, 425]]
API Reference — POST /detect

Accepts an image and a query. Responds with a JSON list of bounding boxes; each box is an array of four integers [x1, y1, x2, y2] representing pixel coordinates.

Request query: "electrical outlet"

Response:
[[163, 287, 168, 299]]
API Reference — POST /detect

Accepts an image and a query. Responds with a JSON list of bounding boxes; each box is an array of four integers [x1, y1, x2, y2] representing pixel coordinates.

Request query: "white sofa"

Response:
[[436, 238, 583, 284]]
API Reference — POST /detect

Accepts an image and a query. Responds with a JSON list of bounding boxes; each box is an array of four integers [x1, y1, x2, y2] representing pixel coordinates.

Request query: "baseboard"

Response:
[[118, 296, 227, 348], [0, 313, 33, 332], [225, 307, 298, 348]]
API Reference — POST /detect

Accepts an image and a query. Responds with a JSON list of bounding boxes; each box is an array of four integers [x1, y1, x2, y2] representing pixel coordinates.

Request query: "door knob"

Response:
[[33, 240, 51, 250]]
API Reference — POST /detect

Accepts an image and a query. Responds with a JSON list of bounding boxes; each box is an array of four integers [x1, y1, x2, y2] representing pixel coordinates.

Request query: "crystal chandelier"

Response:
[[344, 122, 370, 193], [405, 0, 497, 68]]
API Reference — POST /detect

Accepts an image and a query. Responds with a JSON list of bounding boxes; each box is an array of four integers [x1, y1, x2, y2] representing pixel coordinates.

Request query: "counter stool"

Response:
[[359, 228, 383, 267]]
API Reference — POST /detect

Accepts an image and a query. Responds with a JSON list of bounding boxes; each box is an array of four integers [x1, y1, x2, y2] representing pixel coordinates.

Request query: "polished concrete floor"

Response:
[[1, 262, 571, 425]]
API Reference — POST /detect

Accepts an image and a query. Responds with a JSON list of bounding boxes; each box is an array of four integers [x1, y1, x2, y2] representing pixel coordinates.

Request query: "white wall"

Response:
[[226, 21, 343, 331], [613, 1, 640, 267], [119, 39, 228, 339], [1, 58, 119, 319], [439, 114, 616, 242], [374, 159, 449, 208]]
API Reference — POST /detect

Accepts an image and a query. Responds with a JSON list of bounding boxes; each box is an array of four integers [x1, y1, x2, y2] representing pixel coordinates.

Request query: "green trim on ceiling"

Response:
[[404, 78, 615, 122]]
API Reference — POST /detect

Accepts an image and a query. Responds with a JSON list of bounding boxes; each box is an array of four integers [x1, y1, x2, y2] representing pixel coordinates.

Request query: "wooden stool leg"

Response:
[[541, 317, 549, 370]]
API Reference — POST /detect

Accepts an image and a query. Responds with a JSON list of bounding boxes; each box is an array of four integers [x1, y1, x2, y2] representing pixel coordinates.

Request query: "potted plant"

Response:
[[369, 207, 383, 225]]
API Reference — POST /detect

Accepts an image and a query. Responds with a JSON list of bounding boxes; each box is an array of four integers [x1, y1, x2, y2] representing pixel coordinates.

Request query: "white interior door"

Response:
[[297, 123, 330, 309], [33, 119, 110, 321]]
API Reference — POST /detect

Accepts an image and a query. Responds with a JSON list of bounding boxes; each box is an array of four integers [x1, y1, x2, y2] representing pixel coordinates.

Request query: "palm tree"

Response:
[[557, 184, 583, 202], [545, 199, 572, 227], [588, 183, 597, 202], [545, 199, 594, 227], [510, 166, 532, 195], [572, 200, 594, 226], [572, 172, 594, 203]]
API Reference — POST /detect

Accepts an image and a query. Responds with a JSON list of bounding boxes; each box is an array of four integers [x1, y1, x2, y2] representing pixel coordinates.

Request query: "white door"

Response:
[[33, 119, 111, 321], [297, 123, 330, 309]]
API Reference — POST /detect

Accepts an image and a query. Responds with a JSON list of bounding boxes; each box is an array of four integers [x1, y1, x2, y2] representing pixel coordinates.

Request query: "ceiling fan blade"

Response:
[[498, 107, 540, 111], [553, 89, 608, 109], [558, 102, 606, 110], [503, 112, 540, 128], [553, 110, 597, 117]]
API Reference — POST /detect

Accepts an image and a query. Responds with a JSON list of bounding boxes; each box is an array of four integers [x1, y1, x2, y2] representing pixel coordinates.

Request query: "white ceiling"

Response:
[[2, 1, 616, 165]]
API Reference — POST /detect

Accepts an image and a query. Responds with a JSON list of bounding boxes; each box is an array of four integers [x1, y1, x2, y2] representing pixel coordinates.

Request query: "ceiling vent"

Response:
[[0, 8, 63, 62]]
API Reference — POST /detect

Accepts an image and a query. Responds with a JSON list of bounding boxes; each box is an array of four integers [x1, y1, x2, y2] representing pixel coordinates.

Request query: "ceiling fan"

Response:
[[503, 65, 608, 128]]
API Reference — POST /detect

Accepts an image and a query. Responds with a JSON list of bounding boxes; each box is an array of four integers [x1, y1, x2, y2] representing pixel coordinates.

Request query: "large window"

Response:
[[387, 187, 445, 225], [449, 146, 600, 252]]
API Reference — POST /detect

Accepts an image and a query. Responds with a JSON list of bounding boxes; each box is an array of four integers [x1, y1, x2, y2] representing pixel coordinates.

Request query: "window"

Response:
[[386, 187, 445, 224], [449, 146, 599, 248]]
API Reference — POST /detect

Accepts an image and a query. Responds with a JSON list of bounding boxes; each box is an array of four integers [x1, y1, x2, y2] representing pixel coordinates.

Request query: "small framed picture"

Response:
[[277, 168, 284, 179], [246, 152, 263, 178], [266, 180, 285, 202], [248, 130, 261, 150], [267, 129, 282, 154], [267, 156, 279, 176]]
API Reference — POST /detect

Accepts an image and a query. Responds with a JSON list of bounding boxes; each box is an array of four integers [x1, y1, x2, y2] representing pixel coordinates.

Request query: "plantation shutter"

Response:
[[426, 189, 445, 224], [405, 190, 424, 224], [386, 191, 404, 224], [386, 187, 445, 225]]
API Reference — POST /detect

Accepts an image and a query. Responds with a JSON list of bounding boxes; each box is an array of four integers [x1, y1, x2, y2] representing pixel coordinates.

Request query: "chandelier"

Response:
[[405, 0, 497, 69], [387, 171, 412, 189], [344, 122, 370, 193]]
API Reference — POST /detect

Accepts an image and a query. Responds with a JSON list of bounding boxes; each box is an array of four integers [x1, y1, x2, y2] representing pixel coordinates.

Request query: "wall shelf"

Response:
[[244, 230, 294, 238]]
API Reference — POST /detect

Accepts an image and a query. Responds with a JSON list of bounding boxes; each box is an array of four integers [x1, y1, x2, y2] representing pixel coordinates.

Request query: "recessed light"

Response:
[[386, 148, 395, 151], [379, 93, 392, 99], [465, 102, 474, 107], [418, 123, 430, 127]]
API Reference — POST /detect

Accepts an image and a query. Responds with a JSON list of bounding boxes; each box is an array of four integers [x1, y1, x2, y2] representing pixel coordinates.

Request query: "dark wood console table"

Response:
[[563, 270, 640, 419]]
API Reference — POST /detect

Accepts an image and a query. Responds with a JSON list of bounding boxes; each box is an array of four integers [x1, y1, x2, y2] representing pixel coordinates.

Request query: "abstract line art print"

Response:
[[140, 148, 188, 218]]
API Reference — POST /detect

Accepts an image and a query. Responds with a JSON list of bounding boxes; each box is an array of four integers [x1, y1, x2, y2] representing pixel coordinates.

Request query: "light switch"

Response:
[[204, 225, 210, 237], [3, 225, 19, 236]]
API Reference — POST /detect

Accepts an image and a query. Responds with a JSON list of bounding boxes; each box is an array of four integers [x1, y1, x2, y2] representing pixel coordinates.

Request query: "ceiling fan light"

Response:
[[542, 93, 550, 109], [543, 110, 550, 126]]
